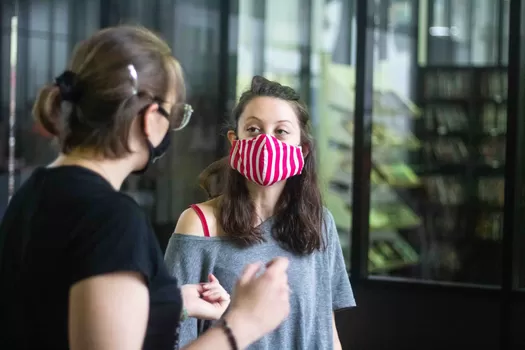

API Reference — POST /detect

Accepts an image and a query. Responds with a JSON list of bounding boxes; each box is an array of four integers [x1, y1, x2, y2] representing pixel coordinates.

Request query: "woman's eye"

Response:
[[276, 129, 289, 135], [247, 127, 260, 133]]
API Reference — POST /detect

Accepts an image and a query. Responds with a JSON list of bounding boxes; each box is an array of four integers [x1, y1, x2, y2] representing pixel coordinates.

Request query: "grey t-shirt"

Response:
[[164, 208, 355, 350]]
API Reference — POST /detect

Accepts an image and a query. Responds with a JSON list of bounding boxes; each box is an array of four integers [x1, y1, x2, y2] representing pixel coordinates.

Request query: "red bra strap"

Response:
[[189, 204, 210, 237]]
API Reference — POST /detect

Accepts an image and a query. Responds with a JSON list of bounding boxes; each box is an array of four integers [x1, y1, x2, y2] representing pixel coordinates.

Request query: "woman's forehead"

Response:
[[240, 96, 298, 125]]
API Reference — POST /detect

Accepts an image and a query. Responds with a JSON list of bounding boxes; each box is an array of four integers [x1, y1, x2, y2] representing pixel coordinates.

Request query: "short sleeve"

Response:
[[67, 194, 154, 285], [164, 235, 212, 347], [324, 208, 356, 310]]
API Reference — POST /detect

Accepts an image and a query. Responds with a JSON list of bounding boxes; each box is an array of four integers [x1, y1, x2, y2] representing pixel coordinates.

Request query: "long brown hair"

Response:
[[200, 76, 325, 255]]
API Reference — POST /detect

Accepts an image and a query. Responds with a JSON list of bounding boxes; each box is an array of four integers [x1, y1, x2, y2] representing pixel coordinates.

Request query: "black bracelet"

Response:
[[218, 318, 238, 350]]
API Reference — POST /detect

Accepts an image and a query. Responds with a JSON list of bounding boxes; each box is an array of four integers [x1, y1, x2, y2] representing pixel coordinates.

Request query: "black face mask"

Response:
[[132, 105, 172, 175], [132, 130, 171, 175]]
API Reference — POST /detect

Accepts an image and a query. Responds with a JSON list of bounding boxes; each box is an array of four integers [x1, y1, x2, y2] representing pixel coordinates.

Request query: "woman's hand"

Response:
[[181, 274, 230, 320], [222, 257, 291, 348], [181, 258, 290, 350]]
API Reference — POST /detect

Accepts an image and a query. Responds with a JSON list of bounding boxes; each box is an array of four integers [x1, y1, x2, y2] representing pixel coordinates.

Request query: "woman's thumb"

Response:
[[238, 262, 262, 285]]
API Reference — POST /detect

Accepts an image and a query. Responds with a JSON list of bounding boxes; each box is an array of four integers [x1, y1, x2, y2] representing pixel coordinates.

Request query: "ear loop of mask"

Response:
[[127, 64, 154, 132], [128, 64, 156, 175]]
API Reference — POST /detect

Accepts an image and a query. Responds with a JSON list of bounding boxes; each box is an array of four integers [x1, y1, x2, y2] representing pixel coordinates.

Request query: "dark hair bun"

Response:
[[198, 156, 229, 198], [250, 75, 271, 88], [250, 75, 300, 101]]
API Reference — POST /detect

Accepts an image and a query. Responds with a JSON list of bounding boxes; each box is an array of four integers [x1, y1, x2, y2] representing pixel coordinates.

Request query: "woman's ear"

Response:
[[142, 104, 160, 137], [227, 130, 237, 145], [301, 143, 310, 158]]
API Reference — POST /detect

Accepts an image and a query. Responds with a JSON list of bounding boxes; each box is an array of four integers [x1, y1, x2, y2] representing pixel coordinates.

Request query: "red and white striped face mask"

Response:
[[229, 134, 305, 187]]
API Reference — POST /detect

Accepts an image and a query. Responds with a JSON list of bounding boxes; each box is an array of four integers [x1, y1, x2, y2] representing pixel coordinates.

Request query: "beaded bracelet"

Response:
[[217, 318, 238, 350]]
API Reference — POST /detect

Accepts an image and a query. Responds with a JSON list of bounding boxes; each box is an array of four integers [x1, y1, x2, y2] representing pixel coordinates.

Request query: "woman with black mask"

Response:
[[0, 26, 290, 350]]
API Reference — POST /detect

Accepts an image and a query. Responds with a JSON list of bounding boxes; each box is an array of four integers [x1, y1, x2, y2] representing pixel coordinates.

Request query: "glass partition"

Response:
[[236, 0, 303, 94], [313, 0, 356, 265], [0, 0, 101, 219], [364, 0, 423, 277], [366, 0, 508, 285]]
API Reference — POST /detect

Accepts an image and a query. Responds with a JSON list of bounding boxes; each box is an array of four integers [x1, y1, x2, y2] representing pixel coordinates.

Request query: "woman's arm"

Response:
[[70, 258, 290, 350], [332, 313, 343, 350], [68, 272, 149, 350], [68, 272, 250, 350], [182, 311, 258, 350]]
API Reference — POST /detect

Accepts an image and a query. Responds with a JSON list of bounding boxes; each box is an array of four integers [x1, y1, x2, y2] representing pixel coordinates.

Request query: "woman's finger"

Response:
[[202, 284, 227, 293], [208, 273, 219, 283], [203, 290, 225, 298], [202, 282, 224, 290], [203, 290, 230, 301]]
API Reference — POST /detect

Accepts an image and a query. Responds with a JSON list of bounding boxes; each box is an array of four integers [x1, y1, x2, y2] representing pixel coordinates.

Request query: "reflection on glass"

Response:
[[428, 0, 506, 66], [236, 0, 303, 94], [360, 0, 423, 275], [318, 61, 355, 267], [0, 1, 74, 220], [367, 0, 507, 285], [314, 0, 356, 266]]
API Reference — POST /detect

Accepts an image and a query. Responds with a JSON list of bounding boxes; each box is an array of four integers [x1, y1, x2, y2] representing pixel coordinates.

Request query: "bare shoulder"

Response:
[[174, 199, 220, 237]]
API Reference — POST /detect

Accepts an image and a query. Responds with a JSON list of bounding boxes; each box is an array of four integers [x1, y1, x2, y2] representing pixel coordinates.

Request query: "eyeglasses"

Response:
[[157, 102, 194, 131], [128, 64, 193, 131]]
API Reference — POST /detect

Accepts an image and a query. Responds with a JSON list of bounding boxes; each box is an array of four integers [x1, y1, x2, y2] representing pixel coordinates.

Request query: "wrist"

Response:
[[223, 309, 260, 349], [180, 285, 196, 318], [180, 307, 189, 322]]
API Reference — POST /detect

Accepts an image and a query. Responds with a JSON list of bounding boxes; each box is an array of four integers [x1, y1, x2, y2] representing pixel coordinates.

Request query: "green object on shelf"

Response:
[[392, 240, 419, 262], [369, 204, 421, 231], [367, 235, 420, 273], [376, 164, 421, 187]]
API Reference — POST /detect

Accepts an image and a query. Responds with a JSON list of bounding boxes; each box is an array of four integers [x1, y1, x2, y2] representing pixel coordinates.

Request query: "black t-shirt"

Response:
[[0, 166, 182, 349]]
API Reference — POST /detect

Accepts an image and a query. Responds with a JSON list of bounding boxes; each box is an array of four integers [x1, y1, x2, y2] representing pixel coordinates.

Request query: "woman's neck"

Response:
[[49, 152, 134, 190], [246, 180, 286, 221]]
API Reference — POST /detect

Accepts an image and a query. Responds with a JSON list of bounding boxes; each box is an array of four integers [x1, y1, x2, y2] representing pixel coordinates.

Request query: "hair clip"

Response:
[[54, 70, 82, 103], [127, 64, 138, 95]]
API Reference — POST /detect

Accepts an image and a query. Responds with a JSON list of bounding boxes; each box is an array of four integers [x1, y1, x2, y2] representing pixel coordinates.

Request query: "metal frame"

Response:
[[215, 0, 236, 159], [0, 1, 4, 120], [17, 0, 27, 124], [298, 0, 313, 107], [351, 0, 373, 282], [501, 0, 524, 348], [409, 0, 421, 123]]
